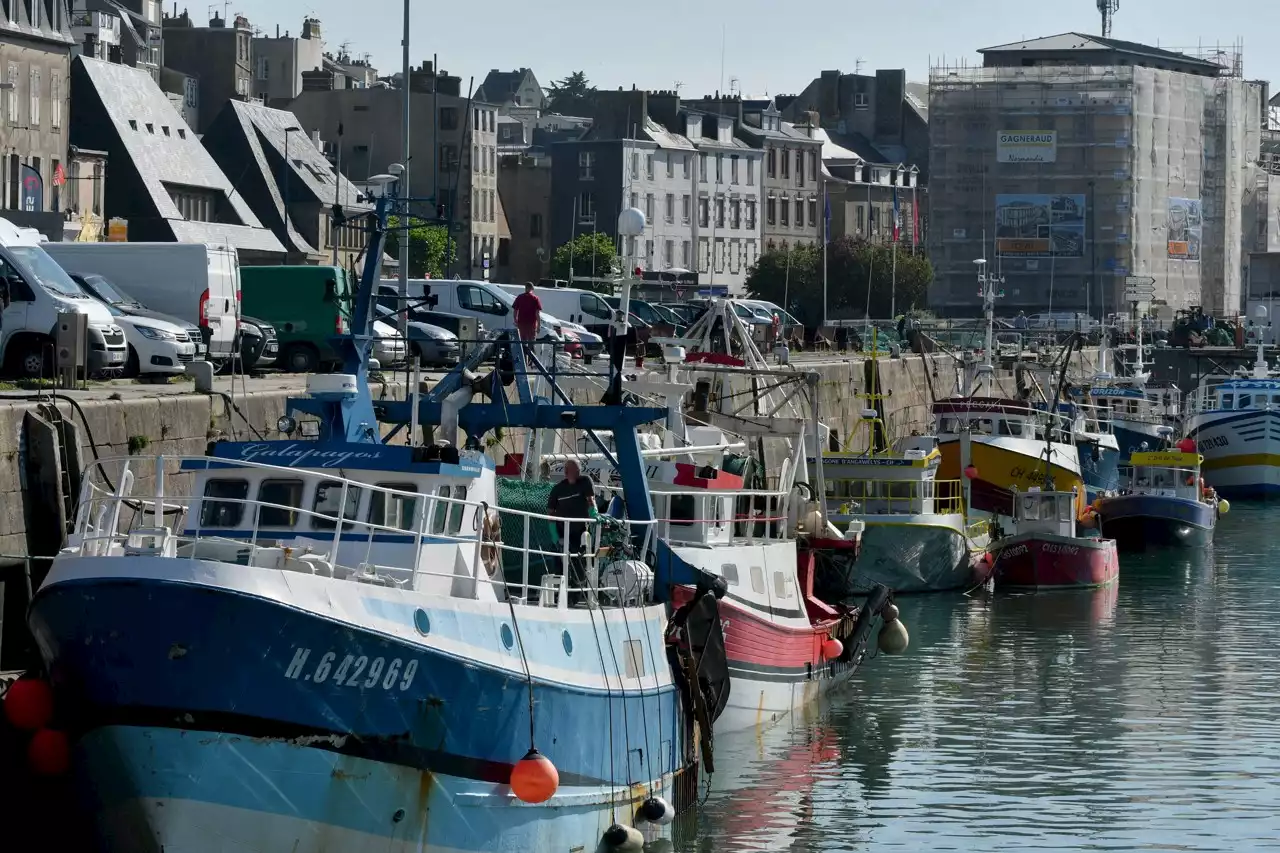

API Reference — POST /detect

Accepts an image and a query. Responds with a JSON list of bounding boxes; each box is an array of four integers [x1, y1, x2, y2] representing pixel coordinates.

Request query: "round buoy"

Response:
[[638, 795, 675, 825], [602, 823, 645, 852], [881, 602, 900, 623], [28, 728, 70, 777], [1177, 437, 1196, 454], [963, 464, 979, 481], [4, 677, 54, 731], [821, 638, 844, 660], [1219, 499, 1231, 515], [509, 748, 558, 804], [877, 619, 910, 655]]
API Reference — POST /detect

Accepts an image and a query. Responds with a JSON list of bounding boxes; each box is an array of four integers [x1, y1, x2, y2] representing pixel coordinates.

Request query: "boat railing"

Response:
[[1117, 464, 1202, 497], [828, 478, 966, 517], [1186, 378, 1280, 416], [68, 455, 659, 610], [645, 485, 795, 545]]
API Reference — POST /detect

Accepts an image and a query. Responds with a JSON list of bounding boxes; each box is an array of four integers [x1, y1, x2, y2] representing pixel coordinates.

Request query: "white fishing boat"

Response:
[[1185, 341, 1280, 498]]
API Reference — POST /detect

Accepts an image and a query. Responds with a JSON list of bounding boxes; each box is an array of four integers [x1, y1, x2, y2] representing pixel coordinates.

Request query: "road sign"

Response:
[[1123, 275, 1155, 303], [1123, 288, 1153, 302]]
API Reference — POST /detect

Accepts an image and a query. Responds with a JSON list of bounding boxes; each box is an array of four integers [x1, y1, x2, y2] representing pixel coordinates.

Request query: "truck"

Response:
[[41, 241, 242, 364]]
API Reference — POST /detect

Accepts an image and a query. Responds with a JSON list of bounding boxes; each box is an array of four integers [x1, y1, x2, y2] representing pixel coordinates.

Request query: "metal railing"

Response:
[[1185, 377, 1280, 416], [827, 477, 965, 516], [69, 455, 657, 610]]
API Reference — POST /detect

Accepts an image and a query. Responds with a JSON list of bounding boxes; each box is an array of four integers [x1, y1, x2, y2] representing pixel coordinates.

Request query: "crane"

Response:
[[1098, 0, 1119, 38]]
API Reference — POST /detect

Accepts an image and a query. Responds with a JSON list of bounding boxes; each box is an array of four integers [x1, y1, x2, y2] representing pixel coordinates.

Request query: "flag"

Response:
[[892, 186, 901, 242]]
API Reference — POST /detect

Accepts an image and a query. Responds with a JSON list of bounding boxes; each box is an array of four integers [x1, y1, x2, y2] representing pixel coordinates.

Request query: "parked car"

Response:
[[238, 316, 279, 372], [69, 272, 205, 363], [43, 241, 241, 365], [373, 303, 459, 367], [397, 279, 565, 341], [371, 318, 407, 368], [79, 293, 195, 380], [376, 287, 488, 342]]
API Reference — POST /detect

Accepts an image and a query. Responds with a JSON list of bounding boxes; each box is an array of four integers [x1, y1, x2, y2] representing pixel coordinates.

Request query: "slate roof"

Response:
[[72, 56, 284, 254], [0, 0, 74, 44], [205, 99, 369, 256], [980, 33, 1221, 71]]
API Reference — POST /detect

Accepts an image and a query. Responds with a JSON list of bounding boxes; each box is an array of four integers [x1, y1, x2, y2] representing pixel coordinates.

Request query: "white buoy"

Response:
[[881, 602, 900, 623], [638, 795, 675, 826], [878, 618, 910, 655], [602, 823, 645, 852]]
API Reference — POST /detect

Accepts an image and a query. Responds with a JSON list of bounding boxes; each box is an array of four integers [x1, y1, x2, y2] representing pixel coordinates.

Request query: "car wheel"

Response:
[[18, 342, 47, 379], [123, 346, 141, 379], [284, 343, 319, 373]]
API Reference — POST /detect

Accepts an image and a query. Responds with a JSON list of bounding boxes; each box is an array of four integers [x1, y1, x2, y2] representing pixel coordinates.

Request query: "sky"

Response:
[[219, 0, 1277, 99]]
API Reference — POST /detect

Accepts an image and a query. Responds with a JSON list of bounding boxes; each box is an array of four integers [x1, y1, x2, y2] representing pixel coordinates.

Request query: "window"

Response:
[[767, 197, 776, 226], [715, 153, 723, 184], [311, 481, 362, 530], [5, 63, 16, 125], [698, 237, 710, 272], [439, 106, 458, 130], [749, 565, 765, 594], [457, 284, 504, 314], [746, 158, 754, 186], [429, 486, 452, 534], [854, 92, 869, 109], [578, 191, 596, 223], [730, 155, 739, 184], [50, 74, 60, 131], [797, 150, 805, 186], [795, 199, 804, 227], [808, 198, 818, 227], [368, 484, 418, 531], [646, 153, 654, 179], [773, 571, 788, 599], [645, 193, 654, 222], [200, 479, 249, 527], [699, 152, 708, 182], [681, 240, 690, 267], [746, 199, 757, 230], [529, 213, 543, 238], [715, 197, 725, 228], [447, 485, 468, 534], [644, 239, 654, 265], [664, 193, 674, 224], [721, 564, 740, 585], [579, 292, 610, 319], [681, 154, 690, 179], [810, 151, 818, 181], [626, 235, 636, 258], [681, 194, 691, 223], [730, 199, 741, 229], [698, 197, 709, 228], [781, 149, 790, 179], [257, 479, 305, 528], [578, 150, 594, 180], [256, 56, 269, 80], [631, 152, 640, 179], [780, 198, 789, 226], [663, 239, 674, 267], [665, 153, 674, 178], [50, 158, 59, 212], [438, 144, 458, 172], [767, 148, 776, 178], [629, 191, 638, 210], [714, 237, 725, 273], [28, 66, 39, 128]]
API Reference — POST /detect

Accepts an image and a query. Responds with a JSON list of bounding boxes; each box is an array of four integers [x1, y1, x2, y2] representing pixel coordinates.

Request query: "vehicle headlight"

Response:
[[135, 325, 177, 341]]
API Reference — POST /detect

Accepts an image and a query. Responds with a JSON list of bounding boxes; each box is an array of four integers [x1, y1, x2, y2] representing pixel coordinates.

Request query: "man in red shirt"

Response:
[[513, 282, 541, 341]]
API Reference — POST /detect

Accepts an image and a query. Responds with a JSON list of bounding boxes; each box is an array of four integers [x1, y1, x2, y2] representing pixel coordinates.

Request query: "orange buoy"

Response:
[[4, 677, 54, 731], [1177, 438, 1196, 454], [28, 728, 70, 777], [821, 638, 844, 660], [510, 748, 559, 803]]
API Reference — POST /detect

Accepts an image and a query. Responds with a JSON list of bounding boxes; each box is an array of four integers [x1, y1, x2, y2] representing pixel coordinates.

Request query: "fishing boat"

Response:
[[1062, 398, 1121, 501], [1184, 338, 1280, 499], [988, 486, 1120, 588], [1094, 448, 1226, 549], [1089, 382, 1183, 462], [25, 178, 711, 852]]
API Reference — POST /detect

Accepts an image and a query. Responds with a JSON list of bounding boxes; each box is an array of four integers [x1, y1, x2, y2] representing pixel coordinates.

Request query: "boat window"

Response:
[[749, 565, 765, 595], [310, 481, 362, 530], [1020, 495, 1041, 520], [1237, 394, 1252, 409], [431, 485, 451, 534], [368, 483, 419, 531], [940, 417, 957, 434], [447, 485, 468, 534], [773, 571, 788, 599], [200, 478, 249, 527], [257, 479, 305, 528], [998, 419, 1021, 437], [720, 563, 739, 586], [1220, 393, 1234, 409], [1058, 496, 1072, 522]]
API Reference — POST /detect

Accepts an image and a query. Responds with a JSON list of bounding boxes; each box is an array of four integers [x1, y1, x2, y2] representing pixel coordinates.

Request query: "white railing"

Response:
[[69, 455, 658, 610], [1184, 377, 1280, 417]]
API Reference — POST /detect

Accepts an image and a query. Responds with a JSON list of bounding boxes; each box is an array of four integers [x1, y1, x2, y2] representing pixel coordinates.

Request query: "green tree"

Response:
[[546, 71, 596, 116], [549, 232, 618, 284], [745, 237, 933, 324], [386, 215, 456, 279]]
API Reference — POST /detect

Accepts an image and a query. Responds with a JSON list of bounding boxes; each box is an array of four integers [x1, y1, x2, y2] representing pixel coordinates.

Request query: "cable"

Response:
[[213, 391, 264, 440], [585, 601, 618, 822], [504, 591, 538, 751]]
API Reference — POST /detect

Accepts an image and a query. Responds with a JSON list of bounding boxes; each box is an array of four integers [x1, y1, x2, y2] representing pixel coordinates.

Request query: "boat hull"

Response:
[[1187, 409, 1280, 499], [989, 532, 1119, 589], [1078, 439, 1121, 501], [28, 556, 690, 853], [853, 517, 973, 593], [938, 435, 1084, 517], [1094, 493, 1215, 549]]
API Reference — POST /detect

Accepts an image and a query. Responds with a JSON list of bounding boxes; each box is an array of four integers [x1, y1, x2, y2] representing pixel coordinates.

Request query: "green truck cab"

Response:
[[239, 266, 351, 373]]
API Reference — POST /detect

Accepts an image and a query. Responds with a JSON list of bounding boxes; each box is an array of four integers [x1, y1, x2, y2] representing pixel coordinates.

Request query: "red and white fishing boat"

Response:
[[988, 487, 1119, 588]]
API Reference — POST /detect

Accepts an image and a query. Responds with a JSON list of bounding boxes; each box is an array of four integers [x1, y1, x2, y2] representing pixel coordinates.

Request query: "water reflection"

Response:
[[683, 505, 1280, 852]]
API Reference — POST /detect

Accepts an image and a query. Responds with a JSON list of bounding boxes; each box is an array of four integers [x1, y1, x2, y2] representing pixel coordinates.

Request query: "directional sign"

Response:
[[1123, 288, 1153, 302], [1124, 275, 1156, 292]]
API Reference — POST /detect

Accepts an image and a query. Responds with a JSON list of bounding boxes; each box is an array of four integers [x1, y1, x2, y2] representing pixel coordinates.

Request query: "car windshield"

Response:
[[77, 273, 140, 307], [10, 246, 86, 298]]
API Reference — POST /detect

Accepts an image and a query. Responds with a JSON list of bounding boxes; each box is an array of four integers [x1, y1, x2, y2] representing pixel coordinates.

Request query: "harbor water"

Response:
[[681, 502, 1280, 852]]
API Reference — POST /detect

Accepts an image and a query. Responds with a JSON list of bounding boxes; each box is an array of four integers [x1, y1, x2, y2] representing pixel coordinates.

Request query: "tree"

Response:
[[546, 71, 596, 117], [549, 233, 618, 285], [745, 237, 933, 324], [386, 215, 456, 279]]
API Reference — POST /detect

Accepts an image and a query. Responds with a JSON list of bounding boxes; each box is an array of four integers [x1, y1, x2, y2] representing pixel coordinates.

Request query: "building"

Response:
[[497, 151, 551, 283], [158, 66, 198, 128], [161, 10, 253, 134], [476, 68, 547, 112], [69, 55, 284, 261], [551, 89, 763, 295], [70, 0, 162, 80], [0, 0, 75, 234], [928, 34, 1264, 317], [202, 101, 372, 268], [251, 18, 324, 107], [324, 51, 378, 90], [287, 60, 500, 278], [61, 145, 108, 240], [695, 96, 824, 250]]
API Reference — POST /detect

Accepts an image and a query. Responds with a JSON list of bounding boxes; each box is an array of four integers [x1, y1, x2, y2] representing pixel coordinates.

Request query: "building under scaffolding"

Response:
[[928, 33, 1264, 318]]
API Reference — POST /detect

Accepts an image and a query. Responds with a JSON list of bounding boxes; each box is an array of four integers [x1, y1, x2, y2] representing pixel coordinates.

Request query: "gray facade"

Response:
[[287, 70, 499, 278], [161, 10, 252, 134], [497, 151, 551, 283], [252, 18, 324, 107], [0, 0, 74, 218]]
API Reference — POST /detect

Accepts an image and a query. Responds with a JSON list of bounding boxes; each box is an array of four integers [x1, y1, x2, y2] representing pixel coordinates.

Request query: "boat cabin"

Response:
[[1011, 487, 1079, 538], [816, 448, 961, 524], [933, 398, 1056, 441], [1209, 378, 1280, 412], [1123, 451, 1204, 500]]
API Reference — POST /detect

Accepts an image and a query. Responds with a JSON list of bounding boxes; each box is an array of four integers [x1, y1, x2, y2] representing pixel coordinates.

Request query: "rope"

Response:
[[504, 593, 537, 751], [585, 602, 618, 822]]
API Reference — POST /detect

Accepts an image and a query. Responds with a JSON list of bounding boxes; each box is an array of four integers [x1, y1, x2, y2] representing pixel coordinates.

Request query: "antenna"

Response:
[[855, 57, 865, 75], [673, 80, 684, 94], [1098, 0, 1119, 38], [729, 76, 740, 97]]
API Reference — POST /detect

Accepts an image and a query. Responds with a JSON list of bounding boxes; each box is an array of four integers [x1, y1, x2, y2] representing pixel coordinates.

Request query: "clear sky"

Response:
[[220, 0, 1273, 98]]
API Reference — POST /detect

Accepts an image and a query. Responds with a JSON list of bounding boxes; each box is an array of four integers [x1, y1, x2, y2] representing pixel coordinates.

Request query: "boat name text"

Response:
[[284, 647, 419, 691], [238, 442, 383, 469]]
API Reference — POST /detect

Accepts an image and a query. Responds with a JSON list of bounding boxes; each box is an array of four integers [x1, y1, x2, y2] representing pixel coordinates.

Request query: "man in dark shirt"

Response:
[[548, 460, 595, 540]]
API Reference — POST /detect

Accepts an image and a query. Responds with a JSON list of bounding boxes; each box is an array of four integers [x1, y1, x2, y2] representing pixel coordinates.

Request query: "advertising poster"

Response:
[[994, 194, 1086, 258], [996, 131, 1058, 163], [1166, 197, 1202, 261]]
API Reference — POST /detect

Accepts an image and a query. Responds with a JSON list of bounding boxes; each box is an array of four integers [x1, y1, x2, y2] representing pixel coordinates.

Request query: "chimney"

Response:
[[302, 17, 321, 40], [210, 12, 224, 27], [275, 23, 279, 37]]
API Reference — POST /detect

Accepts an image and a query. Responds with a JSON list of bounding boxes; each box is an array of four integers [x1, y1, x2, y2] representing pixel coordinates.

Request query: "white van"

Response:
[[0, 221, 127, 377], [380, 278, 562, 340], [498, 285, 614, 331], [42, 242, 241, 363]]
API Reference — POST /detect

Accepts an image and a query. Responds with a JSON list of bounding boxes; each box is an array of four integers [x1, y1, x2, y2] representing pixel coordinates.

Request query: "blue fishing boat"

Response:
[[26, 175, 715, 851], [1094, 449, 1226, 549]]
